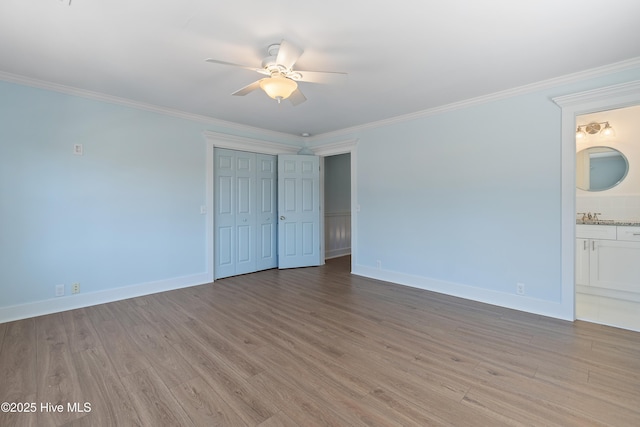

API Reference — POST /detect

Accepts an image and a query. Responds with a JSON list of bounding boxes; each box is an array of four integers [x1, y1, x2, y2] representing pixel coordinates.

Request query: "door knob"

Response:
[[280, 216, 285, 220]]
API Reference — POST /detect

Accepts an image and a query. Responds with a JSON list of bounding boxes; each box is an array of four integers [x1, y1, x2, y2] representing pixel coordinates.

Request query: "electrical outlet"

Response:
[[72, 283, 80, 294], [55, 284, 65, 297], [516, 282, 525, 295]]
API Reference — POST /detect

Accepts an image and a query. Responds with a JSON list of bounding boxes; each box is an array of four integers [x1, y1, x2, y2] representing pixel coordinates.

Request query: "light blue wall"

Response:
[[2, 64, 640, 320], [324, 153, 351, 213], [0, 81, 297, 311], [349, 67, 640, 304]]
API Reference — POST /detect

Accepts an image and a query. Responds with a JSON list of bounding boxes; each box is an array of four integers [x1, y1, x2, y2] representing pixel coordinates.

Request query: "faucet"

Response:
[[577, 212, 603, 223]]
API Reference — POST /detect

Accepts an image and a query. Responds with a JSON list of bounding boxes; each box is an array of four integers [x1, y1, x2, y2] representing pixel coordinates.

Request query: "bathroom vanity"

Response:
[[575, 222, 640, 331]]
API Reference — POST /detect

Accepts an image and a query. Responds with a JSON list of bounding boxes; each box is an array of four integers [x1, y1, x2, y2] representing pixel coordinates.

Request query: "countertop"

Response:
[[576, 220, 640, 226]]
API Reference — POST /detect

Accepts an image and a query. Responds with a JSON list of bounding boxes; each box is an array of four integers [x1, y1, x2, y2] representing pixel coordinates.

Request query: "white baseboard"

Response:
[[326, 248, 351, 260], [352, 264, 572, 321], [0, 273, 211, 323]]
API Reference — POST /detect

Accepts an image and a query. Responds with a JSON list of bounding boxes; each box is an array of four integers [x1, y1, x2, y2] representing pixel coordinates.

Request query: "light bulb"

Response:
[[576, 127, 587, 141], [600, 122, 616, 138]]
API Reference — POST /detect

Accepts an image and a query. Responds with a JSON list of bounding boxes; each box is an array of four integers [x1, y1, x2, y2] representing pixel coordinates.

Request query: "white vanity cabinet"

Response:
[[576, 224, 640, 332], [575, 224, 616, 287], [575, 238, 590, 287]]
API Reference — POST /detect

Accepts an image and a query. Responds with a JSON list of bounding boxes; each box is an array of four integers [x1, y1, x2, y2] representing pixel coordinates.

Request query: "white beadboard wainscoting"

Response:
[[325, 212, 351, 259]]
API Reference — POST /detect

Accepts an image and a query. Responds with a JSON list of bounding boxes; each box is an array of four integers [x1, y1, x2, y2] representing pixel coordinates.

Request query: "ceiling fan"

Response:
[[206, 40, 347, 105]]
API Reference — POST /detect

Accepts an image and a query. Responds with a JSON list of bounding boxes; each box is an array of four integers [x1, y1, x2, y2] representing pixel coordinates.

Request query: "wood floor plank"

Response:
[[2, 256, 640, 426], [180, 317, 265, 379], [88, 317, 150, 378], [247, 371, 356, 427], [0, 321, 6, 353], [466, 359, 640, 425], [35, 313, 85, 427], [169, 322, 277, 425], [62, 308, 100, 353], [169, 376, 248, 426], [124, 321, 199, 389], [120, 367, 194, 427], [252, 346, 404, 427], [256, 411, 301, 427], [69, 346, 143, 426], [0, 319, 37, 427]]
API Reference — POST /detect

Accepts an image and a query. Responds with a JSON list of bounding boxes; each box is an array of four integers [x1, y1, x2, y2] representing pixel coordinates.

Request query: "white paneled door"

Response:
[[256, 154, 278, 271], [214, 149, 277, 279], [277, 155, 321, 269]]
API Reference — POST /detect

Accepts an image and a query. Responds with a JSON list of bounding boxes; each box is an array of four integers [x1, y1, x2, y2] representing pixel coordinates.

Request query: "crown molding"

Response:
[[0, 70, 303, 145], [313, 57, 640, 142], [308, 138, 358, 156], [552, 79, 640, 108], [3, 56, 640, 147]]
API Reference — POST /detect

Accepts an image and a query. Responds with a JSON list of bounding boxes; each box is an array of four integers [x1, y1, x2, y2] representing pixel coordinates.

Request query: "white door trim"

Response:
[[553, 79, 640, 321], [310, 138, 359, 271]]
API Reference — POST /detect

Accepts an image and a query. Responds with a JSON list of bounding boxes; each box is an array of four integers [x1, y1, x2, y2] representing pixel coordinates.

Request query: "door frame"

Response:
[[311, 139, 358, 270], [203, 131, 358, 281], [553, 79, 640, 321]]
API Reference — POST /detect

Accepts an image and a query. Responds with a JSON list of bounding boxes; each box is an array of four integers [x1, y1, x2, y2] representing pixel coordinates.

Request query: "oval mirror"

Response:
[[576, 146, 629, 191]]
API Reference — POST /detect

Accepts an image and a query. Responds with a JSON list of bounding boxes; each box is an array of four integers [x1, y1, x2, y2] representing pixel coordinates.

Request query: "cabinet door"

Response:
[[590, 239, 640, 292], [575, 238, 590, 286]]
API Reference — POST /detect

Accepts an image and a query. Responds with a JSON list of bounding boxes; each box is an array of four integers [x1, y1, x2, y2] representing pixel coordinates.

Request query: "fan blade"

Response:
[[231, 79, 263, 96], [292, 70, 348, 84], [288, 88, 307, 106], [276, 39, 303, 70], [205, 58, 260, 72]]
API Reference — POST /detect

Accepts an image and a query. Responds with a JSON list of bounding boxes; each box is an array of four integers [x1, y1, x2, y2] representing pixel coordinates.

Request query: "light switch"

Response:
[[73, 144, 83, 155]]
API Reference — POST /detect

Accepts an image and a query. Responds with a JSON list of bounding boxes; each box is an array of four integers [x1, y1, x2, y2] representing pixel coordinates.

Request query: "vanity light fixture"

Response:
[[576, 121, 616, 140]]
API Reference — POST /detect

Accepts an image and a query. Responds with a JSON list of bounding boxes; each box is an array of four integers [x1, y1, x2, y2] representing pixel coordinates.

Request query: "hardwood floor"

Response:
[[1, 256, 639, 426]]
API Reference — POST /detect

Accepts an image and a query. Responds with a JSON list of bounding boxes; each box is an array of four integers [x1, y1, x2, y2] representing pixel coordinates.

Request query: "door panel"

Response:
[[214, 149, 236, 279], [218, 226, 233, 267], [233, 151, 256, 275], [215, 149, 261, 278], [256, 154, 278, 271], [278, 154, 320, 269]]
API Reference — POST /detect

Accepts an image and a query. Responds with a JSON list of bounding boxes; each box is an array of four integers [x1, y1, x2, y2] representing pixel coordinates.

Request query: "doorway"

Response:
[[323, 153, 352, 260], [574, 105, 640, 331], [553, 79, 640, 323]]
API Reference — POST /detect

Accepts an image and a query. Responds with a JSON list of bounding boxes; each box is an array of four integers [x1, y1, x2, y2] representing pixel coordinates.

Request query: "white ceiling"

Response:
[[2, 0, 640, 137]]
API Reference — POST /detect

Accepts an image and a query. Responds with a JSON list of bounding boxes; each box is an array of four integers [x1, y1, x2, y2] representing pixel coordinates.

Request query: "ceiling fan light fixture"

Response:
[[260, 75, 298, 102]]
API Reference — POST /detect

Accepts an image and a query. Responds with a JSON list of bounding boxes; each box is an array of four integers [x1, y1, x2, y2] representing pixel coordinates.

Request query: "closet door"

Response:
[[214, 148, 237, 279], [256, 154, 278, 271], [234, 151, 257, 275], [214, 149, 276, 279], [214, 149, 257, 278]]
